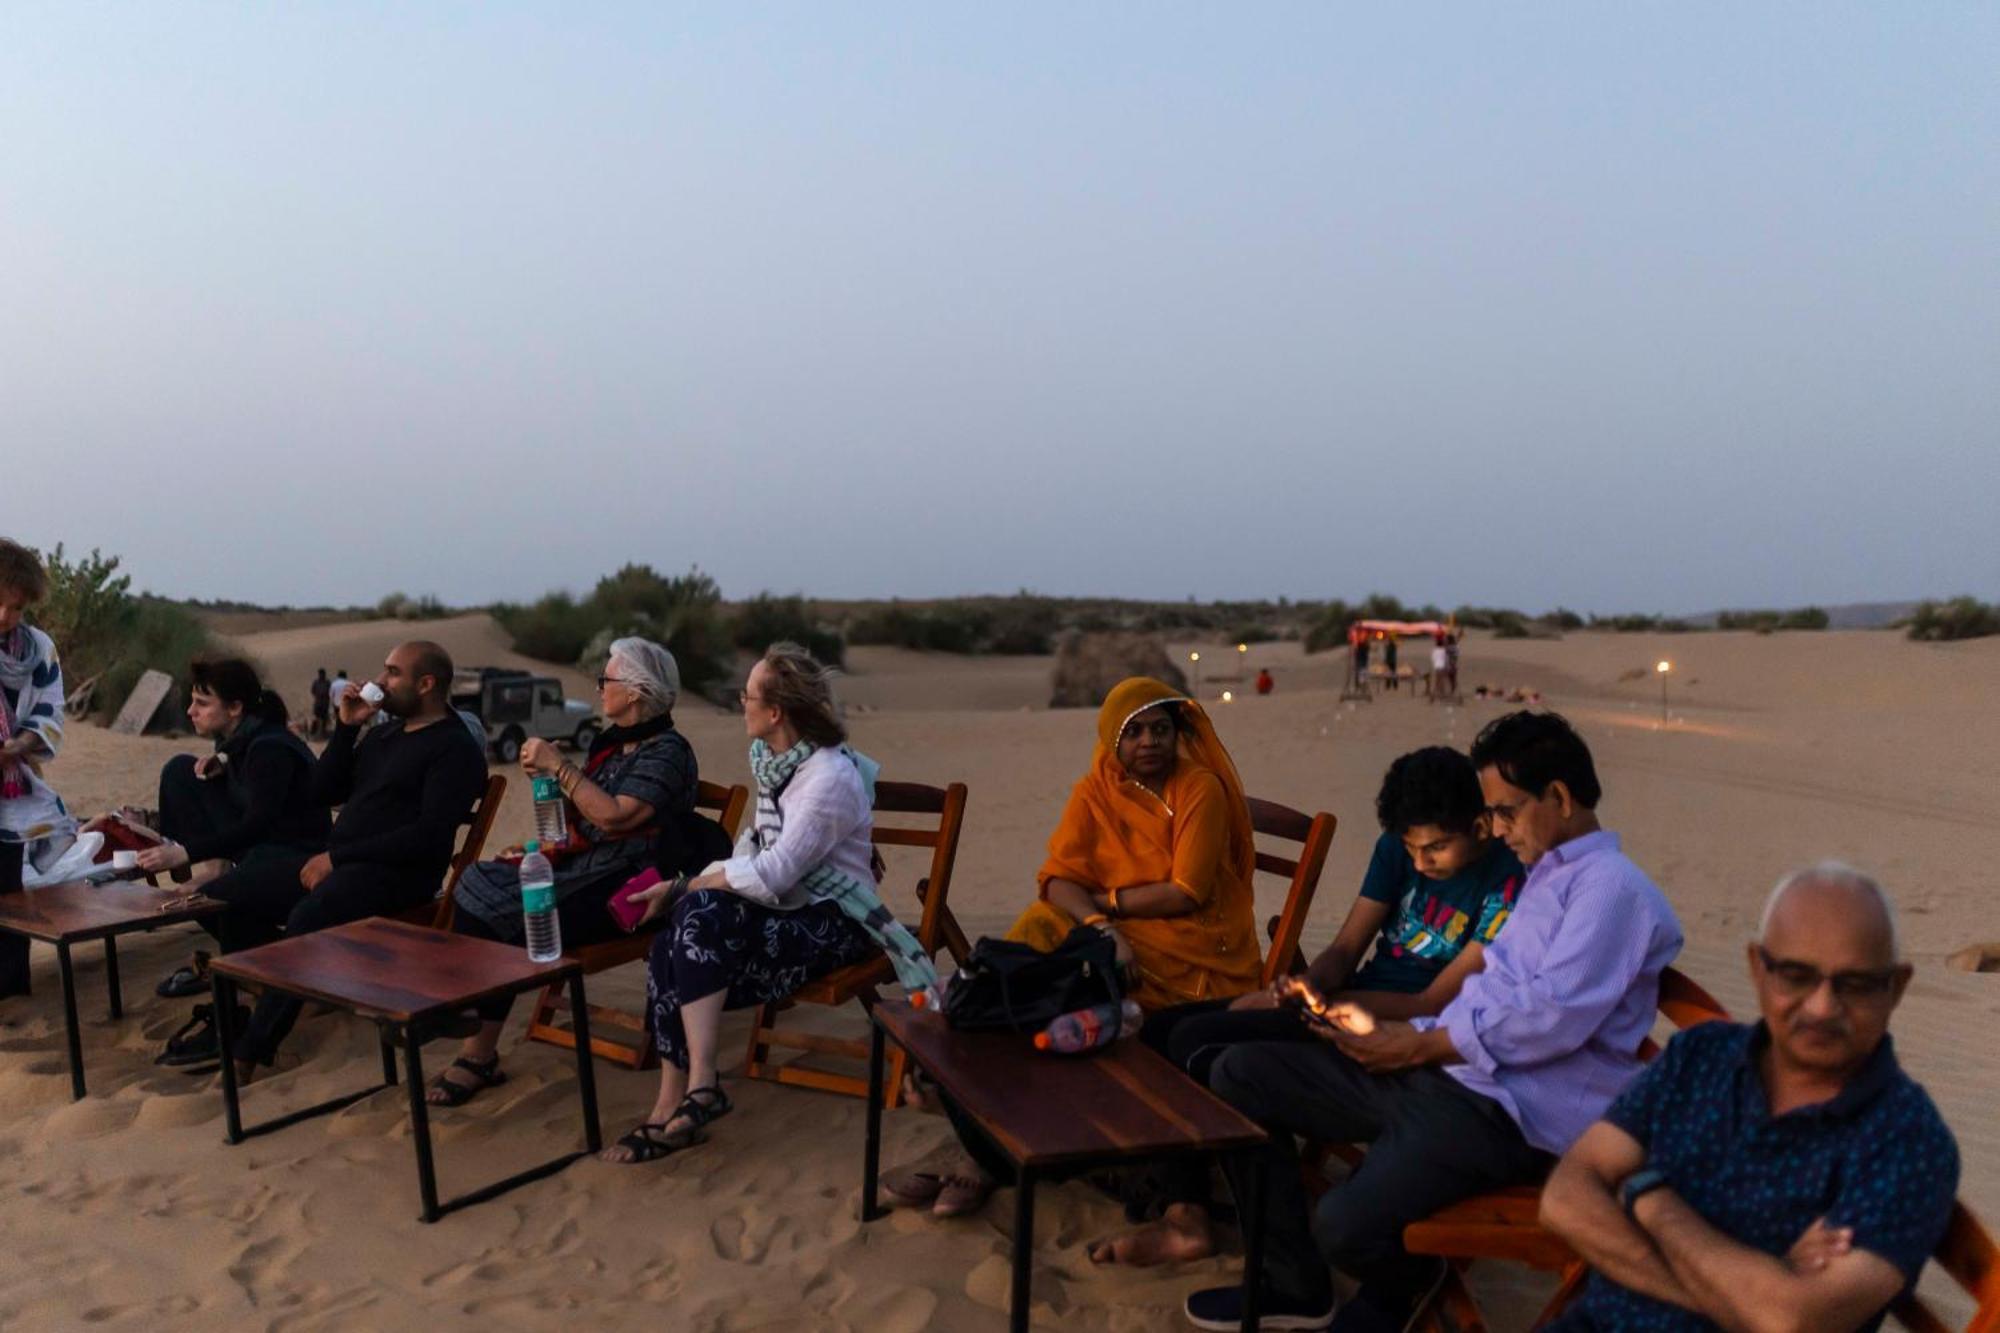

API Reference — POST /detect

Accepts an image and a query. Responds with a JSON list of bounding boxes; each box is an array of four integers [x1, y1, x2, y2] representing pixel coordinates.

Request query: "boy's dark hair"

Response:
[[1469, 710, 1602, 809], [1375, 746, 1486, 836]]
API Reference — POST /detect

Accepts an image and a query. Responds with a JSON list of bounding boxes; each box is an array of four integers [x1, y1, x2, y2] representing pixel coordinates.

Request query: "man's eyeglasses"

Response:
[[595, 675, 624, 689], [738, 690, 767, 707], [1754, 947, 1902, 1001]]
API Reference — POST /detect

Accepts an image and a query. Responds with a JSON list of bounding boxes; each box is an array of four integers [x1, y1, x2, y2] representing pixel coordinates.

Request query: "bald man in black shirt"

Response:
[[158, 641, 487, 1075]]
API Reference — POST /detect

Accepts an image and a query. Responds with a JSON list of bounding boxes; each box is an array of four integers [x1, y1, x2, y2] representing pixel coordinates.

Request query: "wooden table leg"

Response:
[[862, 1021, 886, 1222], [56, 942, 84, 1100], [1010, 1164, 1037, 1333]]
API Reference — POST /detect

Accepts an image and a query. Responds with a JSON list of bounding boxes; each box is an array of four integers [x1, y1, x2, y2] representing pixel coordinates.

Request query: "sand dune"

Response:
[[2, 623, 1994, 1329]]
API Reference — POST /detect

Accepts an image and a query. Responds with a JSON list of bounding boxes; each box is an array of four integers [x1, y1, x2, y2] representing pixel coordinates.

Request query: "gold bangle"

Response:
[[1106, 886, 1125, 918], [1082, 913, 1111, 928]]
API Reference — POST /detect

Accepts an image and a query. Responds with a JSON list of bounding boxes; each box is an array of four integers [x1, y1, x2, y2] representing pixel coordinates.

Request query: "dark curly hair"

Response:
[[1469, 709, 1602, 809], [1375, 746, 1486, 836], [0, 538, 47, 604]]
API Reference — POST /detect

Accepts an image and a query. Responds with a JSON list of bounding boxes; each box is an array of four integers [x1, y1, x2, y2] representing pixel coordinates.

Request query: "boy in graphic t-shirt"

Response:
[[1302, 745, 1523, 1019]]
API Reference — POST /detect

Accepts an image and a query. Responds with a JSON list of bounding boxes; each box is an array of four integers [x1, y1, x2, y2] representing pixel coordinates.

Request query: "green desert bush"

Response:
[[31, 545, 224, 720], [1302, 600, 1357, 654], [376, 591, 452, 621], [496, 564, 733, 691], [1906, 597, 2000, 642], [493, 591, 597, 664], [733, 593, 845, 666]]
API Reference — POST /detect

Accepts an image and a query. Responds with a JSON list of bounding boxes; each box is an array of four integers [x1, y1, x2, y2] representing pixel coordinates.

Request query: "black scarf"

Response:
[[585, 711, 675, 772]]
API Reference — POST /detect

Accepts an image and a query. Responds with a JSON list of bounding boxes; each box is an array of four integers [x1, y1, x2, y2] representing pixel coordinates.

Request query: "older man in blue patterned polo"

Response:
[[1541, 862, 1959, 1333]]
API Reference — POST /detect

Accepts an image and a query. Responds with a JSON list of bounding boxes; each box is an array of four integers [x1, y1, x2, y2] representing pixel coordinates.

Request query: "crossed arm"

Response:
[[1541, 1122, 1904, 1333]]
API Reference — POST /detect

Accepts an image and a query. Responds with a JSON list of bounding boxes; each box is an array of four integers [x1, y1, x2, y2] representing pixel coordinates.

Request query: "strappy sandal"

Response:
[[605, 1122, 688, 1164], [670, 1084, 732, 1133], [425, 1055, 507, 1107]]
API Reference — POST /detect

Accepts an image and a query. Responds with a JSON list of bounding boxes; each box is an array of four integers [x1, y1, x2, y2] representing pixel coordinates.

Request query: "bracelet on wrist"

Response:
[[1082, 913, 1111, 928]]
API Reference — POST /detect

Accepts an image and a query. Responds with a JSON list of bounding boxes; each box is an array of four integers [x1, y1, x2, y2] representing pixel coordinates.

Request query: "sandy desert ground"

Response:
[[1, 617, 1994, 1330]]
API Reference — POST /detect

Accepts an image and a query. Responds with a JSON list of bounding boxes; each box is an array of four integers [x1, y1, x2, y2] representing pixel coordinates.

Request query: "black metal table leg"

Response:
[[379, 1026, 399, 1086], [862, 1020, 886, 1222], [56, 942, 84, 1100], [214, 974, 244, 1143], [103, 936, 122, 1020], [1010, 1163, 1037, 1333], [403, 1025, 441, 1223], [1238, 1149, 1265, 1333], [566, 971, 601, 1153]]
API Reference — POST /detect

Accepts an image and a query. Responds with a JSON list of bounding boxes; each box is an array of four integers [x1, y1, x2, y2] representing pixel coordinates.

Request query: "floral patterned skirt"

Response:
[[646, 888, 876, 1069]]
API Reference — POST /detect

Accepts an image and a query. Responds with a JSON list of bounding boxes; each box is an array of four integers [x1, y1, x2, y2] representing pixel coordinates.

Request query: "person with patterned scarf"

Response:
[[600, 642, 936, 1165], [0, 538, 74, 1000]]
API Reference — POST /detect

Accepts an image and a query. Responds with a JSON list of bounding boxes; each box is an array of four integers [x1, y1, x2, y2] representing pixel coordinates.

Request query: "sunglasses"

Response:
[[1755, 947, 1901, 1001]]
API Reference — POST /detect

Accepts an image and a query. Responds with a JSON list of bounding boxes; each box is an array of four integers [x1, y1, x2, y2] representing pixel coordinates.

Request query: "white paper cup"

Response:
[[111, 849, 139, 871]]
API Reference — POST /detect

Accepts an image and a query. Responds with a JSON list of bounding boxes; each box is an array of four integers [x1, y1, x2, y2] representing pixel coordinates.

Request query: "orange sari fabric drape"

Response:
[[1006, 677, 1262, 1008]]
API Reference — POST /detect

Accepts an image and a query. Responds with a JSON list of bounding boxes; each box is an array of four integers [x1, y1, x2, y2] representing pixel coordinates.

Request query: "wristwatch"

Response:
[[1620, 1166, 1670, 1218]]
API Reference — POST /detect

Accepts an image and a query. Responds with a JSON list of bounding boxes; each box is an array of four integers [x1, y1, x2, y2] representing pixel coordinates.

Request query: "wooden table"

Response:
[[865, 1005, 1270, 1332], [209, 917, 602, 1222], [0, 878, 223, 1099]]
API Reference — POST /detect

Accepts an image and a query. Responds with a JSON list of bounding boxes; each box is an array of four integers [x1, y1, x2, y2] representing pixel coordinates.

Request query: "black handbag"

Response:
[[942, 927, 1125, 1033]]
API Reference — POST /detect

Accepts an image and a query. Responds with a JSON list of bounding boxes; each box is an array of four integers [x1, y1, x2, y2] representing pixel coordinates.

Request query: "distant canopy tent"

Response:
[[1348, 619, 1452, 644]]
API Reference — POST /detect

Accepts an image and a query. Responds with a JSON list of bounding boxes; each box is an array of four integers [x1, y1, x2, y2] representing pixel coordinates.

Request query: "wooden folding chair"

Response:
[[740, 779, 970, 1105], [388, 772, 507, 931], [1892, 1202, 2000, 1333], [1395, 966, 1731, 1332], [1246, 796, 1338, 986], [521, 779, 751, 1069]]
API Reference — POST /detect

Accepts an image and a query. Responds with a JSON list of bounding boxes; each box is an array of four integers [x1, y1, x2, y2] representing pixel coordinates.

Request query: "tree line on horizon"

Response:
[[22, 546, 1999, 722]]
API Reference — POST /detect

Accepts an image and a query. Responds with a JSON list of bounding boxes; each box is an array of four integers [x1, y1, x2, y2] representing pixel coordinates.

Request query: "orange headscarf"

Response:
[[1006, 676, 1262, 1006]]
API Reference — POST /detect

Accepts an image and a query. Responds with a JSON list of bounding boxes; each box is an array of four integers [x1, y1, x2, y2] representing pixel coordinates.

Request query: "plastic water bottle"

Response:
[[530, 774, 568, 845], [1034, 998, 1144, 1055], [520, 841, 562, 963]]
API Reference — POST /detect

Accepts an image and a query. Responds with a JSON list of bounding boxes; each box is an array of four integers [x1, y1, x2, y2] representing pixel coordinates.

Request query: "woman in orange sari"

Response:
[[880, 677, 1265, 1220], [1006, 676, 1262, 1008]]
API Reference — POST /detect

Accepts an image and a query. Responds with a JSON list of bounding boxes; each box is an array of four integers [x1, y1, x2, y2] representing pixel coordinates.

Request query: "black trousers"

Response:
[[0, 841, 26, 997], [158, 754, 237, 851], [1210, 1040, 1551, 1308], [451, 894, 622, 1023], [202, 854, 434, 1065]]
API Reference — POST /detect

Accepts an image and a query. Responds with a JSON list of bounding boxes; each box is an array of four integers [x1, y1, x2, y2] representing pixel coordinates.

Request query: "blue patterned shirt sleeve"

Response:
[[1830, 1088, 1960, 1285], [1601, 1022, 1710, 1150]]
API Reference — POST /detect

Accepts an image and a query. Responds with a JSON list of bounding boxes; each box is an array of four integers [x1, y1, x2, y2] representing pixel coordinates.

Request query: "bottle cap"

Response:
[[524, 840, 540, 853], [908, 990, 927, 1009], [1032, 1032, 1052, 1051]]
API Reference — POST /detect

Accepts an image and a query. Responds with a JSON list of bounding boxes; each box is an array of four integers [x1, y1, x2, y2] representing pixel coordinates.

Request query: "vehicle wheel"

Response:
[[572, 723, 599, 753], [494, 728, 524, 764]]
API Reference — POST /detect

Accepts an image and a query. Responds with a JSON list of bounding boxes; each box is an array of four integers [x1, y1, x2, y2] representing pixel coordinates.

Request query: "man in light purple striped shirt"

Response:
[[1185, 712, 1683, 1333]]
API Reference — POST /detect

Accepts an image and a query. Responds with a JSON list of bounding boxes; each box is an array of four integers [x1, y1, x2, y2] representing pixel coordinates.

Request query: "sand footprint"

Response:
[[709, 1205, 791, 1264]]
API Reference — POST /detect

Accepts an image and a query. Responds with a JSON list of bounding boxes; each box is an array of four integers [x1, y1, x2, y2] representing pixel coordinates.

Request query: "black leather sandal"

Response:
[[424, 1055, 507, 1107]]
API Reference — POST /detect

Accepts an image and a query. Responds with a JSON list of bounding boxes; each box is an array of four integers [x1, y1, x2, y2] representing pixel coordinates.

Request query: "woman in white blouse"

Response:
[[602, 642, 934, 1164]]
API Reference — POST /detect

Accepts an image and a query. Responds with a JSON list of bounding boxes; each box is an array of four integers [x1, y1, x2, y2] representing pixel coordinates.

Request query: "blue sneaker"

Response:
[[1184, 1283, 1336, 1331]]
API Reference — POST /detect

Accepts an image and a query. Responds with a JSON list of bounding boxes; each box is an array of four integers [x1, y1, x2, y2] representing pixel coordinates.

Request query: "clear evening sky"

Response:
[[5, 5, 1996, 614]]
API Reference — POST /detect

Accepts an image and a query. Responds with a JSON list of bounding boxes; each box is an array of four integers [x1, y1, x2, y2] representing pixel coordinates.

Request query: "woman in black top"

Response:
[[138, 658, 329, 877], [138, 658, 330, 996]]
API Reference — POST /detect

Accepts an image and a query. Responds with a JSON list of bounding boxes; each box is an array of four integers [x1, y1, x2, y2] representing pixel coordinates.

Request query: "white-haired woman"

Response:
[[429, 637, 698, 1105]]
